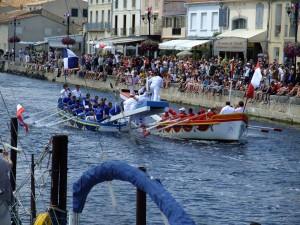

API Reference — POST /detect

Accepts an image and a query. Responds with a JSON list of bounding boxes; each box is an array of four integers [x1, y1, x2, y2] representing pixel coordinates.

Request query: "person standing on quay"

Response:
[[0, 149, 12, 225]]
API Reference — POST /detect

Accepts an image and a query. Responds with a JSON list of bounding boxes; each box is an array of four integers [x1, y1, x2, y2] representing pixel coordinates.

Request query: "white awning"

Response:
[[159, 40, 190, 50], [175, 40, 210, 50], [217, 29, 267, 42]]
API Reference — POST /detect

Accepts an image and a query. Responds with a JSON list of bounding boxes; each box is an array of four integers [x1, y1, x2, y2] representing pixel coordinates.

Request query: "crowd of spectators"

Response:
[[5, 49, 300, 102]]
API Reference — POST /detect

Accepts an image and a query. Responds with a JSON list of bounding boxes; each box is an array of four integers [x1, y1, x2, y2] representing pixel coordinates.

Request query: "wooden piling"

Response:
[[50, 135, 68, 225], [10, 117, 18, 191], [30, 154, 36, 225], [136, 167, 147, 225]]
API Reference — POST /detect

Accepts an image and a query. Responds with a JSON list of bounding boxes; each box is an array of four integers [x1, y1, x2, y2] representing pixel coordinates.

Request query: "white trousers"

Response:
[[0, 200, 10, 225], [150, 85, 160, 101]]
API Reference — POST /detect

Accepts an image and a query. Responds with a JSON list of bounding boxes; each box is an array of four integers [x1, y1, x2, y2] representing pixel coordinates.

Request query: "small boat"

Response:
[[150, 113, 248, 141], [57, 107, 130, 132]]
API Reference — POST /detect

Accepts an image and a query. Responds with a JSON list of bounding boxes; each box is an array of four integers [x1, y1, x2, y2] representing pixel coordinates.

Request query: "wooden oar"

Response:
[[33, 111, 61, 124], [143, 114, 206, 137], [248, 125, 283, 133], [45, 115, 77, 127]]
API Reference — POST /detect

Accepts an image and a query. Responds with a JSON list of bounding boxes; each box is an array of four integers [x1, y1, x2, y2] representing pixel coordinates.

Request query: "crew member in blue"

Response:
[[82, 93, 91, 109], [94, 104, 104, 122], [109, 104, 121, 116]]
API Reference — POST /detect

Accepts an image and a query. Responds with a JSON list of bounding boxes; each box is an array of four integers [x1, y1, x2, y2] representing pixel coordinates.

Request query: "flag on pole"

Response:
[[16, 104, 29, 133], [63, 48, 79, 69], [246, 62, 262, 98]]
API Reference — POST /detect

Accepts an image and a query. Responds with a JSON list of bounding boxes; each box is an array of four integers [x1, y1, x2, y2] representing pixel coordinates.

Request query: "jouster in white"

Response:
[[60, 85, 71, 98], [220, 101, 235, 114], [148, 75, 163, 101], [123, 95, 138, 112]]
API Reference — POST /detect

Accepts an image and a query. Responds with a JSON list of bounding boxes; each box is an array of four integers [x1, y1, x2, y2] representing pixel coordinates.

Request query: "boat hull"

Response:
[[58, 109, 130, 133], [150, 114, 248, 141]]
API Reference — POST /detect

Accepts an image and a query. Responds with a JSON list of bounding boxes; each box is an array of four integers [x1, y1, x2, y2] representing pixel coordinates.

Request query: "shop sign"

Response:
[[214, 37, 247, 53]]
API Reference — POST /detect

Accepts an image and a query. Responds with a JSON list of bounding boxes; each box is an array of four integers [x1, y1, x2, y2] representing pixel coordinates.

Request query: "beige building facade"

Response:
[[268, 1, 300, 64]]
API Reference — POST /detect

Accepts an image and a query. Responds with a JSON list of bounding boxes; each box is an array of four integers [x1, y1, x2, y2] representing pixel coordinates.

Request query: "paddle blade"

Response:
[[260, 129, 269, 133], [273, 128, 282, 132]]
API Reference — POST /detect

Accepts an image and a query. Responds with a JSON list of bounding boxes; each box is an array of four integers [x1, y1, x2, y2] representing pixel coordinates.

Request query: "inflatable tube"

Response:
[[73, 161, 196, 225]]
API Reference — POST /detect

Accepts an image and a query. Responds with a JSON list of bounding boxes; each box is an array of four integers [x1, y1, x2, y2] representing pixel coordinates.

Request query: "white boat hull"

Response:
[[151, 120, 247, 141]]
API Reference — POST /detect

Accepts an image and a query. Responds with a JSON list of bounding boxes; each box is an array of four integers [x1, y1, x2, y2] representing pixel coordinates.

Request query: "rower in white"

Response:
[[60, 83, 71, 98], [220, 101, 235, 114], [123, 92, 138, 112], [72, 84, 82, 100]]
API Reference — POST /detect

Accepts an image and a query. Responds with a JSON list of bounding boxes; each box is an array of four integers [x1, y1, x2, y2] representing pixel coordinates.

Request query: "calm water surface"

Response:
[[0, 73, 300, 225]]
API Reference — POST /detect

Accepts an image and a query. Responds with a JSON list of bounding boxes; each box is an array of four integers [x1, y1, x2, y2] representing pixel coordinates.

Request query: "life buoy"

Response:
[[34, 213, 52, 225]]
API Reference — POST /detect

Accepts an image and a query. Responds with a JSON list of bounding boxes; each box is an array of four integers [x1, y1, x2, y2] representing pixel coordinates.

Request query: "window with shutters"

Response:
[[255, 3, 264, 29], [232, 18, 247, 30], [96, 10, 98, 22], [211, 12, 218, 31], [190, 13, 197, 30], [274, 4, 282, 37], [200, 12, 207, 30]]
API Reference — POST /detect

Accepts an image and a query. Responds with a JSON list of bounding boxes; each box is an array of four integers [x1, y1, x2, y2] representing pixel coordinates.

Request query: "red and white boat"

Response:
[[120, 89, 248, 141], [150, 113, 248, 141]]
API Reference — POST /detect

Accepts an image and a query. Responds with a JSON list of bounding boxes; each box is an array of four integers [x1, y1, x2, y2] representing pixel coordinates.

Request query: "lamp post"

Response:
[[10, 17, 20, 62], [286, 1, 299, 74], [141, 7, 157, 37]]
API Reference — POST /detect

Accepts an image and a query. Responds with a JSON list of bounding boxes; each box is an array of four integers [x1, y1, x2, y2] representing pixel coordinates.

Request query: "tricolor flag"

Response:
[[246, 62, 262, 98], [63, 48, 79, 69], [17, 104, 29, 133]]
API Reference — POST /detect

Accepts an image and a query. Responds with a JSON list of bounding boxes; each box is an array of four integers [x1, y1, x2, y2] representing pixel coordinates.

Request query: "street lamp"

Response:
[[286, 1, 299, 73], [10, 17, 20, 61], [141, 7, 158, 37]]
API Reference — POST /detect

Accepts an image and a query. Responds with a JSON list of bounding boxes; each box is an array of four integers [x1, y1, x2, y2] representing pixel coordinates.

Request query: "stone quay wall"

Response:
[[3, 61, 300, 124]]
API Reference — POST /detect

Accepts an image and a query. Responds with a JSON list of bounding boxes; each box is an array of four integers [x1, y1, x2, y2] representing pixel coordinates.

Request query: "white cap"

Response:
[[179, 107, 185, 112]]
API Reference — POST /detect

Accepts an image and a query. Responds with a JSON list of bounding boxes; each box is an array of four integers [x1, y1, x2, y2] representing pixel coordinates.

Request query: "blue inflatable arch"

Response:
[[73, 161, 196, 225]]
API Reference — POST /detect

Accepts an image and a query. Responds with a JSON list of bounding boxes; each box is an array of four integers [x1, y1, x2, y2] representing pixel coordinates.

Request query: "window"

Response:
[[232, 18, 247, 29], [90, 0, 93, 4], [274, 4, 282, 37], [132, 0, 136, 8], [115, 0, 118, 9], [96, 10, 98, 22], [155, 0, 158, 9], [83, 9, 88, 18], [211, 12, 218, 31], [124, 0, 127, 9], [89, 11, 93, 22], [255, 3, 264, 29], [96, 0, 98, 3], [190, 13, 197, 30], [274, 47, 279, 60], [102, 0, 104, 3], [101, 10, 104, 23], [200, 12, 207, 30], [71, 8, 78, 17], [108, 10, 111, 23]]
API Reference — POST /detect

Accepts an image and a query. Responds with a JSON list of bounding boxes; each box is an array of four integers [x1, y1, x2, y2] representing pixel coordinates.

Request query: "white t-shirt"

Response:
[[60, 88, 71, 98], [123, 97, 137, 112], [234, 107, 244, 113], [72, 89, 82, 99], [220, 105, 235, 114]]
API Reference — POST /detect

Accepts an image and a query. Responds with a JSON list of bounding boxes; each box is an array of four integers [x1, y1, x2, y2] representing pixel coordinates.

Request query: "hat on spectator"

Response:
[[179, 107, 185, 112]]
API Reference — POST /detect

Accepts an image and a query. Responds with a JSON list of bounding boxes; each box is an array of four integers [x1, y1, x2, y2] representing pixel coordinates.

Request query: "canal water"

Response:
[[0, 72, 300, 225]]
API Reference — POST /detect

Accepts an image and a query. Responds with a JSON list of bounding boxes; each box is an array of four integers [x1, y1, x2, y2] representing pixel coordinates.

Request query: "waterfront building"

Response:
[[214, 0, 269, 61], [86, 0, 112, 53], [162, 0, 187, 40], [268, 1, 300, 64], [0, 9, 79, 53], [23, 0, 88, 26]]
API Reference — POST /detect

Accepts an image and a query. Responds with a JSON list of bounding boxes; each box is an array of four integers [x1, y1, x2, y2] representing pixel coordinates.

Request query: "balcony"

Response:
[[162, 27, 186, 39], [85, 23, 111, 32]]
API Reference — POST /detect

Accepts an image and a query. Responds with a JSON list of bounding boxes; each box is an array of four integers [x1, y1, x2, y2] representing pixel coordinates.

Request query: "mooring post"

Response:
[[31, 154, 36, 225], [50, 135, 68, 225], [58, 135, 68, 214], [136, 166, 147, 225], [10, 117, 18, 191]]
